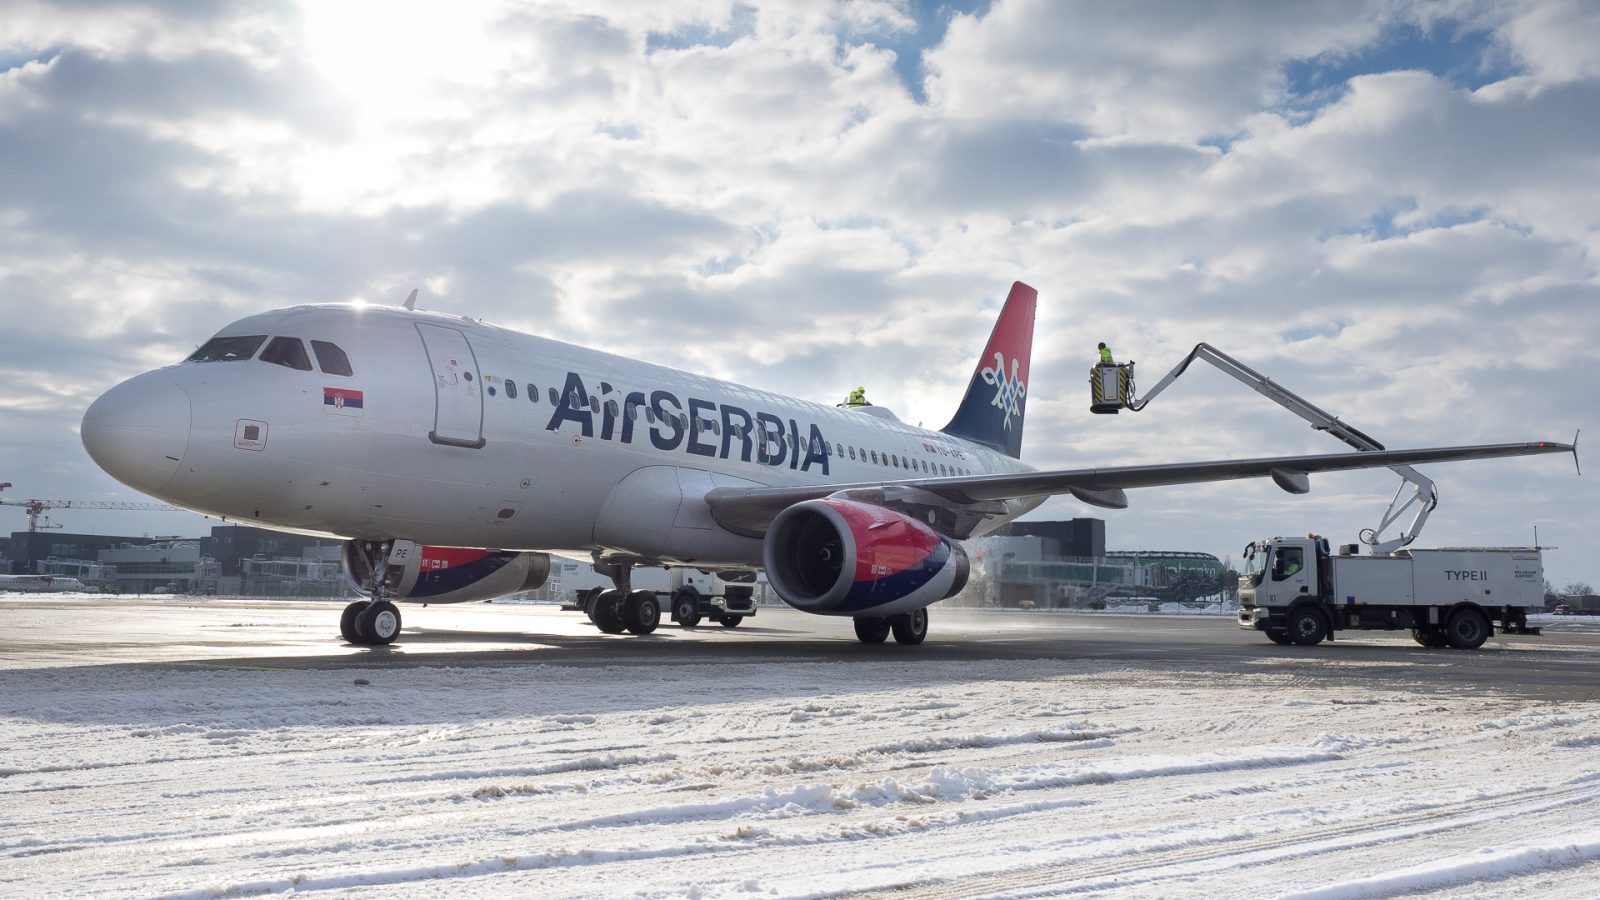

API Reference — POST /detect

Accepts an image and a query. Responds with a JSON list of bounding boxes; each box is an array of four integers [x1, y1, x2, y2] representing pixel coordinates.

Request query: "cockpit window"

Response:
[[188, 335, 266, 362], [310, 340, 353, 377], [260, 336, 313, 371]]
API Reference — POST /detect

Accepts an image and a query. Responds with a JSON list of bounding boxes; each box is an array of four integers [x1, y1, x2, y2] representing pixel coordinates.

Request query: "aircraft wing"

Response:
[[704, 440, 1573, 538]]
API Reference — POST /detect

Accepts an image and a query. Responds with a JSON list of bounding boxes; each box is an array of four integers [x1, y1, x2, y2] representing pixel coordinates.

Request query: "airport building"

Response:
[[4, 517, 1225, 605], [958, 519, 1229, 609], [1, 526, 349, 596]]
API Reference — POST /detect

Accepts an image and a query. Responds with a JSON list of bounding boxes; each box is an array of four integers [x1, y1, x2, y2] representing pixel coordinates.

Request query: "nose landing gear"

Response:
[[342, 540, 404, 646]]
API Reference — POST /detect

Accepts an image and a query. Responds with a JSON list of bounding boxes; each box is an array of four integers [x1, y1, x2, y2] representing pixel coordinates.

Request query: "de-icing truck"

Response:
[[1237, 536, 1544, 649]]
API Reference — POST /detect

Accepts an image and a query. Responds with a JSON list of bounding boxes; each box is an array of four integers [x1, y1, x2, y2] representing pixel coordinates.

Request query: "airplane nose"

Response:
[[81, 375, 192, 495]]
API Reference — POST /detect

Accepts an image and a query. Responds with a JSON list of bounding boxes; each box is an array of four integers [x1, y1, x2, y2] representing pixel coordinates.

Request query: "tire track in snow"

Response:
[[845, 775, 1600, 899]]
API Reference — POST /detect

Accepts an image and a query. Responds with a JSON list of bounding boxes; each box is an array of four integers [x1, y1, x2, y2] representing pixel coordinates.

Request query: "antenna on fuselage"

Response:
[[403, 288, 418, 310]]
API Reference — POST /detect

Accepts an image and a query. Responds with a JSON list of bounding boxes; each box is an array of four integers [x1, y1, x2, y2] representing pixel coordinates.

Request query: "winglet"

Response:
[[940, 282, 1037, 459], [1573, 429, 1582, 476], [403, 288, 419, 310]]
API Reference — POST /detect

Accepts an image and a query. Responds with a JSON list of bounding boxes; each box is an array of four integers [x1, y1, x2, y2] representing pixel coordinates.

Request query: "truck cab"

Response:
[[1239, 536, 1325, 610], [1239, 535, 1337, 645]]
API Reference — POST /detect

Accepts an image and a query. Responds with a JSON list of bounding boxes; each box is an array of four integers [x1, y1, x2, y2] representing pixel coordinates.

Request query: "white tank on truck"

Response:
[[1237, 536, 1544, 649]]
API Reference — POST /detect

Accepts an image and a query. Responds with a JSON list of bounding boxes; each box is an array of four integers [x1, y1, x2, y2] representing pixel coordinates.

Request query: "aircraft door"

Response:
[[416, 323, 486, 449]]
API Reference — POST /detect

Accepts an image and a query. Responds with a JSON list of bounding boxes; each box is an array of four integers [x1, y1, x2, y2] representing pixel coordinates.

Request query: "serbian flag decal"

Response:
[[323, 387, 364, 416]]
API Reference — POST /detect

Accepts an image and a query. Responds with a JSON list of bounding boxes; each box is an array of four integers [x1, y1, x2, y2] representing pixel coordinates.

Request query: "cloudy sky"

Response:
[[1, 0, 1595, 587]]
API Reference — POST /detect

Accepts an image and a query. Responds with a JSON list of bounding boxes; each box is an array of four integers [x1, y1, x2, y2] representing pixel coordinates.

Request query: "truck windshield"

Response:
[[1242, 543, 1267, 587]]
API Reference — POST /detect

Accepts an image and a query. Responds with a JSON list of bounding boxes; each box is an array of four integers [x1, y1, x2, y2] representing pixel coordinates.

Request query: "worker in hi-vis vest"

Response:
[[1098, 342, 1114, 365], [846, 386, 868, 407]]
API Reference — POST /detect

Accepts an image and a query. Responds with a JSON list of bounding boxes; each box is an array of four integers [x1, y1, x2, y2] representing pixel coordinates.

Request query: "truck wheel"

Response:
[[592, 589, 626, 634], [717, 615, 744, 628], [1286, 605, 1328, 646], [672, 590, 701, 628], [1444, 607, 1490, 650], [1412, 627, 1449, 648], [623, 590, 660, 635], [1266, 629, 1292, 645]]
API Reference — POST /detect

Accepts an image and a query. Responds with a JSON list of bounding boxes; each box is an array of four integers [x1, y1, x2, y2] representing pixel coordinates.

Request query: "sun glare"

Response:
[[289, 0, 511, 210], [299, 0, 503, 122]]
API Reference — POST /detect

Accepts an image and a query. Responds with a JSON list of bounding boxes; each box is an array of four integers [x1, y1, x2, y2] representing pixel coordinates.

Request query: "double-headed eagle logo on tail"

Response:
[[980, 351, 1026, 430]]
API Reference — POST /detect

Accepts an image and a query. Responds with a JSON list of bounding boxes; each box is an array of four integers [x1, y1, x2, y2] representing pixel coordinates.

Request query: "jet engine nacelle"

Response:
[[342, 541, 551, 604], [762, 499, 969, 617]]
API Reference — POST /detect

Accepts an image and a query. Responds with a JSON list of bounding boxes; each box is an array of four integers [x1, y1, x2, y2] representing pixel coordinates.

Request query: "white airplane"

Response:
[[0, 574, 90, 593], [80, 283, 1572, 646]]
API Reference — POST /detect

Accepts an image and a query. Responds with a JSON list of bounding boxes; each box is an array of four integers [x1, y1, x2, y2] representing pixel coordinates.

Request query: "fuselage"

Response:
[[0, 575, 89, 593], [82, 304, 1040, 568]]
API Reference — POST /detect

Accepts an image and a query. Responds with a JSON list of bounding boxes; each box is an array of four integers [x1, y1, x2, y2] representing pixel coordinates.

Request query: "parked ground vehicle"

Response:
[[564, 563, 758, 631], [1238, 535, 1543, 649]]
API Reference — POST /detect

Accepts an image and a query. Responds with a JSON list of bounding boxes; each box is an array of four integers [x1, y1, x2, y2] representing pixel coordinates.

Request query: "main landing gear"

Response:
[[586, 562, 660, 636], [342, 540, 403, 646], [852, 607, 929, 645]]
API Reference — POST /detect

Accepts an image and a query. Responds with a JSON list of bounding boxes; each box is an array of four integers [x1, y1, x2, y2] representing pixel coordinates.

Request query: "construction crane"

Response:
[[0, 489, 184, 533], [1089, 343, 1435, 555]]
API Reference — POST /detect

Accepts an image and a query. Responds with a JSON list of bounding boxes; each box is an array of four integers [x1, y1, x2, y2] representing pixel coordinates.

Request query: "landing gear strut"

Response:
[[342, 540, 403, 646]]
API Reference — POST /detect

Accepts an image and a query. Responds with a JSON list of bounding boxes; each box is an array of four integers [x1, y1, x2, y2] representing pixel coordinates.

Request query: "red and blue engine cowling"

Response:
[[762, 499, 969, 617], [342, 541, 551, 604]]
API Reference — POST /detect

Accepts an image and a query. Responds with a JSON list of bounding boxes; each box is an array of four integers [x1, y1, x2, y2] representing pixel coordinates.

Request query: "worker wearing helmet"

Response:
[[846, 386, 868, 407], [1098, 342, 1114, 365]]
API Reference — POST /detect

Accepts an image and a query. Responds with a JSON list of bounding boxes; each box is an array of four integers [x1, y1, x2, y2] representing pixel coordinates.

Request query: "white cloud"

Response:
[[923, 0, 1390, 140]]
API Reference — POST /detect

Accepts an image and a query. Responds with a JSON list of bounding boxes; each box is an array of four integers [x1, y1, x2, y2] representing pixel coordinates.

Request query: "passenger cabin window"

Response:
[[261, 336, 312, 371], [505, 380, 518, 400], [310, 340, 353, 376], [188, 335, 266, 362]]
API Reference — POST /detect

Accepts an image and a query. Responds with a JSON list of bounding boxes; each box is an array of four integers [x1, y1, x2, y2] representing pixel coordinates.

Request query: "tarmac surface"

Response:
[[3, 595, 1598, 701]]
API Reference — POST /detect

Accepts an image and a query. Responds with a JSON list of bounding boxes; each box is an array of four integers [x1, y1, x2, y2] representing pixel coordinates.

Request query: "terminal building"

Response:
[[0, 526, 347, 596], [961, 519, 1228, 608]]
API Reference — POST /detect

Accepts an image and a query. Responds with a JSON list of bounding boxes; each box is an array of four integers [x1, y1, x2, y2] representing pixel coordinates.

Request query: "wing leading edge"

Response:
[[704, 440, 1574, 538]]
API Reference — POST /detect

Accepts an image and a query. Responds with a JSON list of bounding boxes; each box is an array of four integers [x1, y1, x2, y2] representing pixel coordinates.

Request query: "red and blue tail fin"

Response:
[[939, 281, 1036, 459]]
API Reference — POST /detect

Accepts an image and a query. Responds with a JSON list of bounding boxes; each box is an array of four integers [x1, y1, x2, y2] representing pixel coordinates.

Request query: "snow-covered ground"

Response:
[[3, 598, 1600, 898]]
